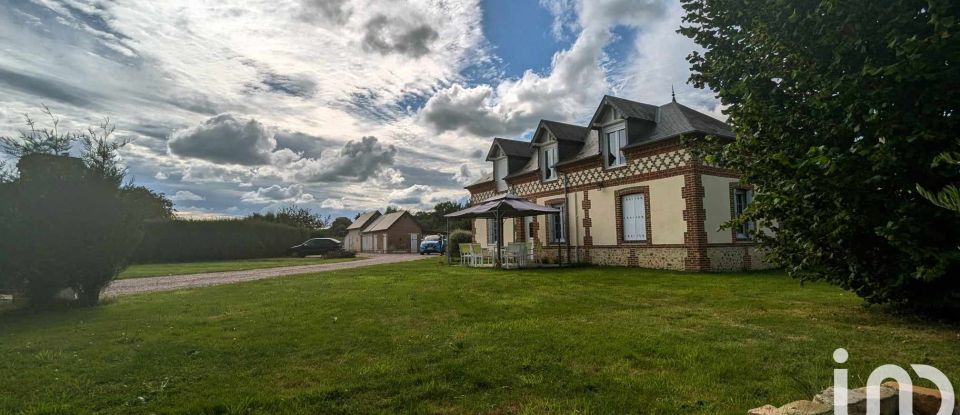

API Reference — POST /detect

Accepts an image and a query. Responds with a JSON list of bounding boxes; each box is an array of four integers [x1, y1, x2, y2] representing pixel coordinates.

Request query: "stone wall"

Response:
[[536, 246, 687, 270]]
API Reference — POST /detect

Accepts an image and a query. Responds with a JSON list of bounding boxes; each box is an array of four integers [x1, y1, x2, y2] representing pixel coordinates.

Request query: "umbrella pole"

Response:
[[445, 217, 451, 265], [495, 210, 503, 268]]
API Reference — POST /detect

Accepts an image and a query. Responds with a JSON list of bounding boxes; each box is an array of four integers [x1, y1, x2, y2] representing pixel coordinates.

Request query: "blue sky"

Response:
[[0, 0, 722, 219]]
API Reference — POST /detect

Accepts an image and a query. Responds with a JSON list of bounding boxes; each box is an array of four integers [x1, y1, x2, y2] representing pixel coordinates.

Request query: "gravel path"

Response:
[[103, 254, 426, 298]]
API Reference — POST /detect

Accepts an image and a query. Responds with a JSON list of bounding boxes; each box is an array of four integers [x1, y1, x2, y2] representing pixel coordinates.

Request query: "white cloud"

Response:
[[154, 171, 168, 180], [320, 198, 346, 209], [169, 190, 205, 201], [241, 184, 315, 204]]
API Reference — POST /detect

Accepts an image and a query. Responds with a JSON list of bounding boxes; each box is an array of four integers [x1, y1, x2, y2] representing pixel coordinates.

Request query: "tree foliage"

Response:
[[680, 0, 960, 310], [0, 108, 164, 308], [249, 206, 329, 230]]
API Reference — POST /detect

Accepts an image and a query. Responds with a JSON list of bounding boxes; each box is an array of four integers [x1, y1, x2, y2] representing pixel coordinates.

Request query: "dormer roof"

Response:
[[485, 137, 532, 161]]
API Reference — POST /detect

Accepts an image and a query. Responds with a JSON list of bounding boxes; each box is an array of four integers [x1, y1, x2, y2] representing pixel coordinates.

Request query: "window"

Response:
[[486, 218, 499, 244], [523, 216, 534, 241], [541, 145, 558, 181], [733, 188, 754, 240], [621, 193, 647, 242], [604, 128, 627, 168], [547, 203, 565, 243], [494, 156, 508, 192]]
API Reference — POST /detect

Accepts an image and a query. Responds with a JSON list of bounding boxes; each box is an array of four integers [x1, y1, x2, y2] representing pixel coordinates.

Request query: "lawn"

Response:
[[117, 257, 362, 279], [1, 260, 957, 414]]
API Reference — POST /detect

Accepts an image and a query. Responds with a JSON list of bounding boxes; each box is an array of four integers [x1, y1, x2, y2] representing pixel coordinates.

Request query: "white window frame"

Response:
[[621, 193, 647, 242], [523, 216, 534, 242], [541, 144, 558, 182], [733, 188, 754, 240], [603, 126, 627, 168], [547, 203, 565, 243]]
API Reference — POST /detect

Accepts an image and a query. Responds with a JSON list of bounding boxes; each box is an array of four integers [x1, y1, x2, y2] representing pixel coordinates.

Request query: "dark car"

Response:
[[288, 238, 342, 257]]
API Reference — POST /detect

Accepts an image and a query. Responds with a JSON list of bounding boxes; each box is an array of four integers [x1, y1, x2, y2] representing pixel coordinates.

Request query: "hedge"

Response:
[[132, 219, 310, 263]]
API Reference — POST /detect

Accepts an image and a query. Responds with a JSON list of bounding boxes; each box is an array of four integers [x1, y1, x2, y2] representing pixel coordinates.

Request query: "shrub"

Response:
[[0, 155, 143, 308], [132, 219, 310, 263], [324, 250, 356, 259], [447, 229, 473, 258]]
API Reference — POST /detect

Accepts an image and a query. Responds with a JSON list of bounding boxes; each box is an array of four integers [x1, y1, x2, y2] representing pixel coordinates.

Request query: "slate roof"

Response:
[[589, 95, 660, 125], [623, 101, 734, 149], [540, 120, 589, 142], [493, 138, 532, 158], [468, 95, 733, 187], [362, 211, 411, 233], [347, 210, 382, 230]]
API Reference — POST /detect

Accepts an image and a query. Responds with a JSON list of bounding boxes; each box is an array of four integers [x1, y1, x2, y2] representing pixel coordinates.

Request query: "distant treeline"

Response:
[[132, 219, 310, 263]]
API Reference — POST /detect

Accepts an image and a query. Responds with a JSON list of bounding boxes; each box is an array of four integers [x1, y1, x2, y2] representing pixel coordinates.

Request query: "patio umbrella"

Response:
[[444, 193, 560, 267]]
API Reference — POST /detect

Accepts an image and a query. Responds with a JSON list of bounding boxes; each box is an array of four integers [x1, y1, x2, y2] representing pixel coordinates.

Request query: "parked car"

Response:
[[288, 238, 342, 257], [419, 234, 446, 255]]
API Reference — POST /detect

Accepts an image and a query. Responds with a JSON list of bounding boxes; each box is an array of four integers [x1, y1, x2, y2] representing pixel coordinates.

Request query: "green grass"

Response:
[[117, 257, 362, 279], [1, 260, 957, 414]]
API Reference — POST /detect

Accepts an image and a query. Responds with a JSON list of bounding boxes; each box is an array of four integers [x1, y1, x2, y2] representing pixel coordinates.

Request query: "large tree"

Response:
[[680, 0, 960, 310]]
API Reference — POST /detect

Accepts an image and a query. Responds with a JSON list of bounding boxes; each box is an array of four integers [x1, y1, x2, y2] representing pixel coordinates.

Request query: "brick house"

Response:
[[358, 211, 423, 253], [464, 95, 773, 272]]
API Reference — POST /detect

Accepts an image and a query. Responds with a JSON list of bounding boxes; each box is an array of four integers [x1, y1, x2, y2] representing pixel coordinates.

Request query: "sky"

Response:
[[0, 0, 724, 219]]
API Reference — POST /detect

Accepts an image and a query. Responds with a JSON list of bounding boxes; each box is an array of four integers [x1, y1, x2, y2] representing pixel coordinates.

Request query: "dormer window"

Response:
[[494, 155, 508, 192], [603, 127, 627, 168], [541, 144, 558, 181]]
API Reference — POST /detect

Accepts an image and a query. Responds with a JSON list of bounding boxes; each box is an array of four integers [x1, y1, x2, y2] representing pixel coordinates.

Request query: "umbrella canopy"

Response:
[[444, 193, 559, 219], [444, 193, 561, 268]]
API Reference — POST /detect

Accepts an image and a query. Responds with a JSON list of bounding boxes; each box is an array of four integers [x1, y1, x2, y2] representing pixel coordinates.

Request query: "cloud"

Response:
[[293, 136, 397, 182], [453, 163, 482, 185], [298, 0, 351, 24], [320, 198, 345, 209], [418, 0, 672, 138], [0, 66, 98, 108], [361, 14, 439, 58], [169, 190, 205, 201], [154, 171, 168, 180], [168, 114, 276, 165], [241, 184, 315, 204], [388, 184, 433, 205]]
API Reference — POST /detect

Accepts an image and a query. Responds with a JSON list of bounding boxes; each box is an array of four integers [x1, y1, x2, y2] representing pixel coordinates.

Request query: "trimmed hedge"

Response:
[[132, 219, 310, 263], [447, 229, 473, 258]]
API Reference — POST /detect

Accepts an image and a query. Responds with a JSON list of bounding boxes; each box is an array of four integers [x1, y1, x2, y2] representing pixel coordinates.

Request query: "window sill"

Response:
[[604, 163, 628, 171]]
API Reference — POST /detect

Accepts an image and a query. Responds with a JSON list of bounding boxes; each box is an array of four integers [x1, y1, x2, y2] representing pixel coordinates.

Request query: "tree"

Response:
[[0, 105, 73, 157], [250, 206, 329, 230], [0, 108, 149, 308], [917, 146, 960, 212], [121, 186, 175, 220], [79, 118, 131, 186], [679, 0, 960, 310]]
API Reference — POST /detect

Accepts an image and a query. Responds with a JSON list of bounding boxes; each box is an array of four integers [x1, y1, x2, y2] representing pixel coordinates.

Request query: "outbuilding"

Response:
[[344, 210, 382, 252], [361, 211, 423, 253]]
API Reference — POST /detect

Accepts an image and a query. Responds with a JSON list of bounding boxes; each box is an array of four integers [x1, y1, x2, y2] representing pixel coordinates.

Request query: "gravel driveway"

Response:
[[103, 253, 426, 298]]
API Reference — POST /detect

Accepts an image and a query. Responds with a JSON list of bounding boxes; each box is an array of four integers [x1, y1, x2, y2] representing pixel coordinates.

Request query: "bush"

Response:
[[447, 229, 473, 258], [0, 155, 143, 308], [132, 219, 310, 263]]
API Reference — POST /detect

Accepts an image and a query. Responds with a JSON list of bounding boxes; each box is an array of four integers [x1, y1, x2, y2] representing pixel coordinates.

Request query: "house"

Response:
[[359, 211, 423, 253], [344, 210, 382, 252], [464, 94, 773, 272]]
